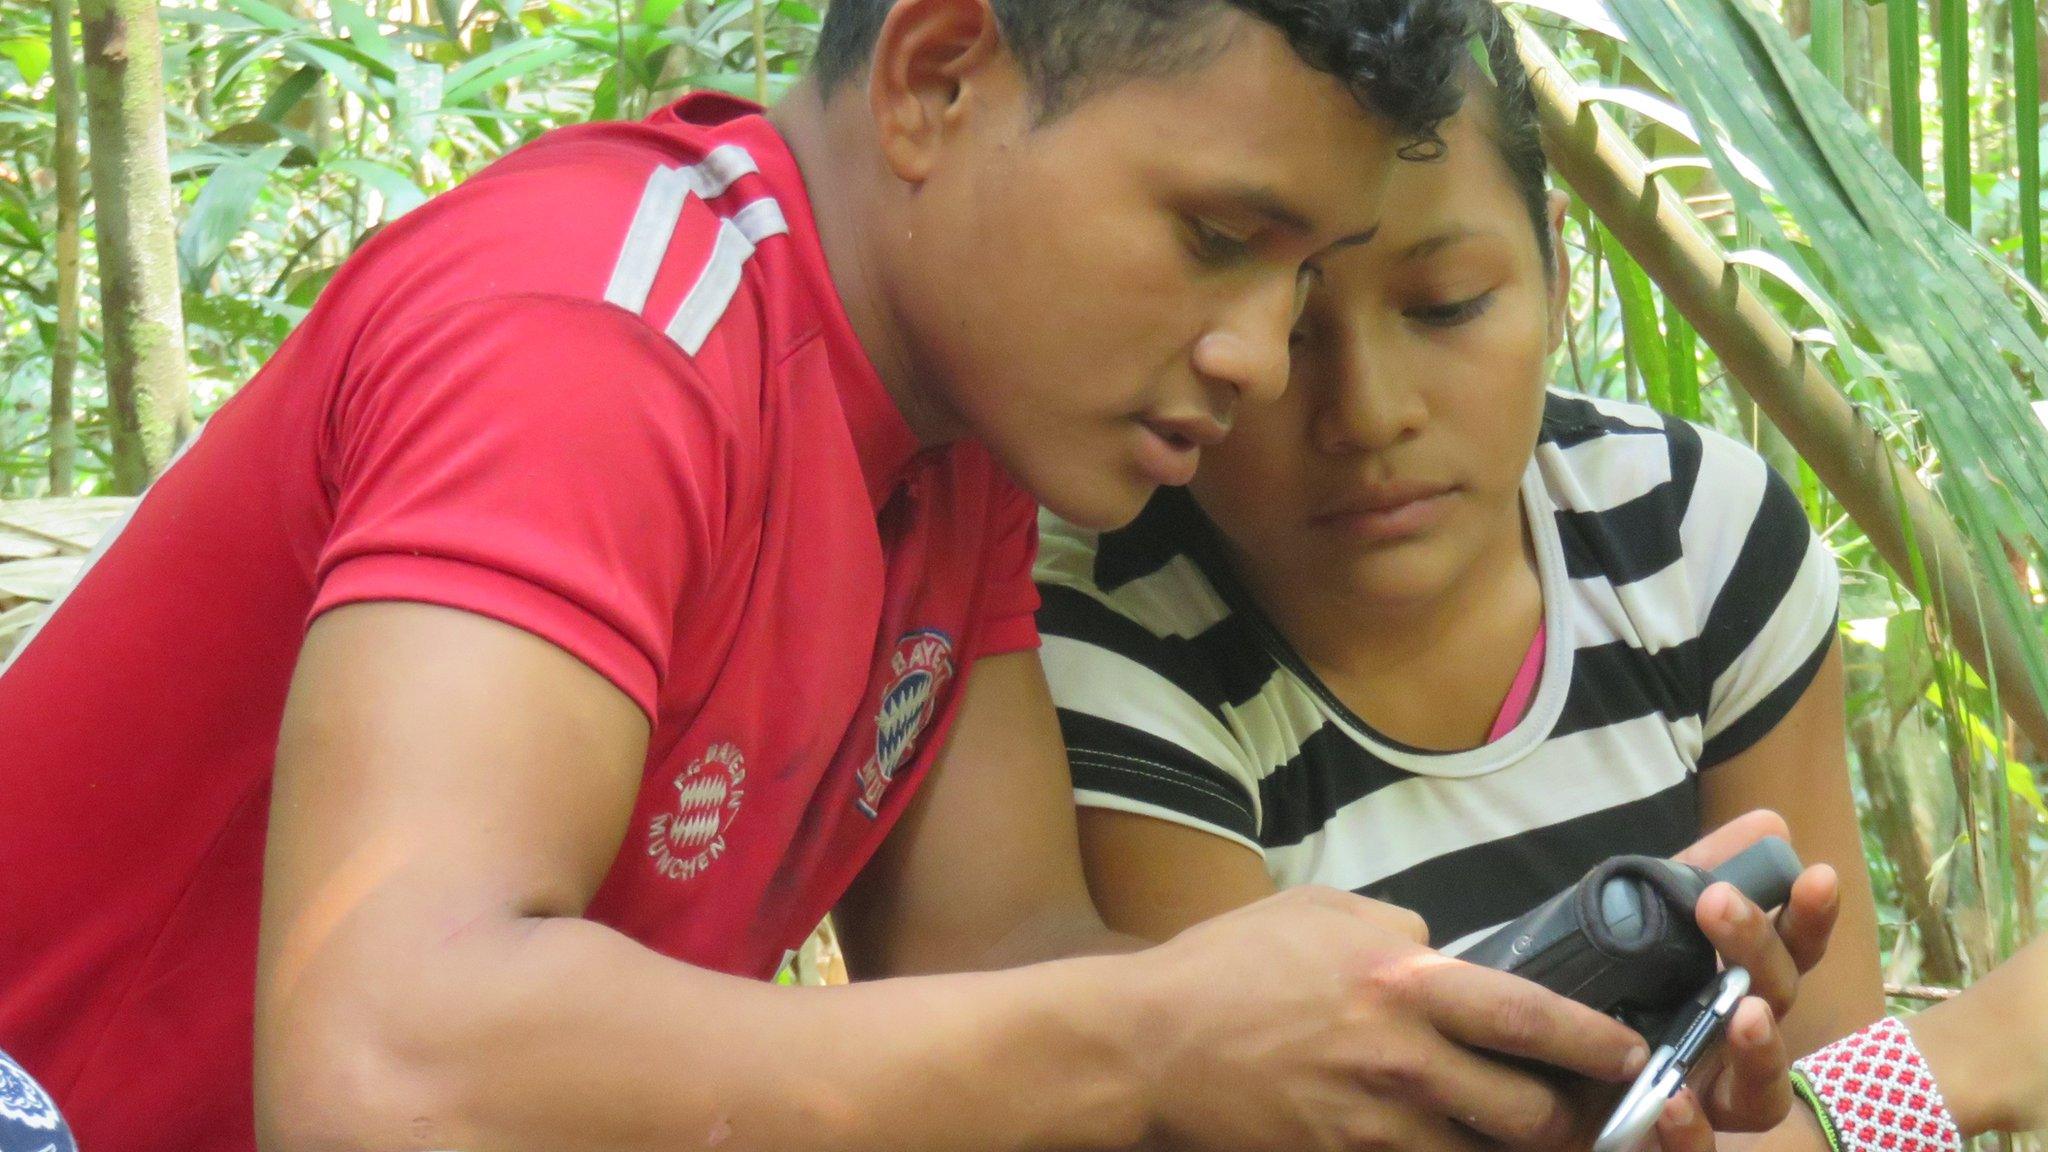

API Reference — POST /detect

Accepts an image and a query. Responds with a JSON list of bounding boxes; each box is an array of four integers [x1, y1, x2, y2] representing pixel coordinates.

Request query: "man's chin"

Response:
[[1035, 476, 1158, 532]]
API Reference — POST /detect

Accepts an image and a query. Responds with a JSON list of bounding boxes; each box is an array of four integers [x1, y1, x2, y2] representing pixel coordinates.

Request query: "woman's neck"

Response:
[[1234, 497, 1545, 751]]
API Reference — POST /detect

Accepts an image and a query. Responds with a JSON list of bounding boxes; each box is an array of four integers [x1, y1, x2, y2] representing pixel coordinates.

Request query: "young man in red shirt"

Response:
[[0, 1, 1834, 1149]]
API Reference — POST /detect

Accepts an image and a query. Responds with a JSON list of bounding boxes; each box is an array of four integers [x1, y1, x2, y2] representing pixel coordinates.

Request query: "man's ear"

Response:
[[867, 0, 1009, 185], [1545, 188, 1571, 352]]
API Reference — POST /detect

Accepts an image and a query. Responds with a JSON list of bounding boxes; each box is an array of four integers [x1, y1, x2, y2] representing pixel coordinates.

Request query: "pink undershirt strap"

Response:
[[1486, 622, 1547, 744]]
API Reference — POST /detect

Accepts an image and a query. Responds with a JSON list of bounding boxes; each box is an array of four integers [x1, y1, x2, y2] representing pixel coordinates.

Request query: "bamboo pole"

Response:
[[50, 0, 82, 497], [1518, 27, 2048, 750], [1887, 0, 1925, 174], [1938, 0, 1972, 226], [2016, 0, 2043, 290], [752, 0, 769, 104]]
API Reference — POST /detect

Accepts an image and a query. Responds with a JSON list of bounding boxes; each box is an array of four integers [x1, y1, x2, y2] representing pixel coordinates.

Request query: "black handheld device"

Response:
[[1457, 837, 1801, 1033], [1591, 966, 1752, 1152]]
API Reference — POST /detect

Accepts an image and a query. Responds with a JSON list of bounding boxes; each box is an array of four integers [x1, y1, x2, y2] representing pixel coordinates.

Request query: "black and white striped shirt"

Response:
[[1035, 391, 1838, 952]]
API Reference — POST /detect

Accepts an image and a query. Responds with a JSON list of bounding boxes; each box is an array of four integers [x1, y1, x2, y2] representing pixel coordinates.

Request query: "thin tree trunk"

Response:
[[285, 0, 335, 154], [78, 0, 191, 494], [50, 0, 83, 497], [1850, 710, 1966, 984]]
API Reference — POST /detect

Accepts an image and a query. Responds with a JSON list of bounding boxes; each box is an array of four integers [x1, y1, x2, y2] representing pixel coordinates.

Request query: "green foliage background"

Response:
[[2, 4, 2046, 1116]]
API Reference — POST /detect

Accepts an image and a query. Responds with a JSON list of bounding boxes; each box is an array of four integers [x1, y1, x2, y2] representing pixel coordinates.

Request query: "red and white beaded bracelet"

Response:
[[1790, 1016, 1963, 1152]]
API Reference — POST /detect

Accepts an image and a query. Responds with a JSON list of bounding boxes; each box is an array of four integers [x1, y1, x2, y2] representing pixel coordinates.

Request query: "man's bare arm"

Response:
[[255, 603, 1650, 1152], [254, 603, 1148, 1152]]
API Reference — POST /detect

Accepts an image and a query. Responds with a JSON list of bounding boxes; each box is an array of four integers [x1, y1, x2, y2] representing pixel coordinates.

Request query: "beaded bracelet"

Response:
[[1790, 1016, 1962, 1152]]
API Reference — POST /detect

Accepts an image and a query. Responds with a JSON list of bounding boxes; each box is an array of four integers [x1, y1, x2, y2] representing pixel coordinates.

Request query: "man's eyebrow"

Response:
[[1219, 185, 1378, 248]]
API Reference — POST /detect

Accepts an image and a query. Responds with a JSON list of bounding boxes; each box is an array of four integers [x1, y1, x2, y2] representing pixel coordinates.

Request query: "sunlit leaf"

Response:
[[326, 0, 409, 73], [0, 36, 52, 86]]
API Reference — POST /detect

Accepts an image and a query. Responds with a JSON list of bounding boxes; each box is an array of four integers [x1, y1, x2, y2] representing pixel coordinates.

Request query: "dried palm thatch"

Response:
[[0, 498, 133, 660]]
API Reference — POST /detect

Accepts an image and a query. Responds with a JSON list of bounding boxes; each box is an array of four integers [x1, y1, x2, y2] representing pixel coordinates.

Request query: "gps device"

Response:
[[1456, 837, 1800, 1035], [1592, 966, 1751, 1152]]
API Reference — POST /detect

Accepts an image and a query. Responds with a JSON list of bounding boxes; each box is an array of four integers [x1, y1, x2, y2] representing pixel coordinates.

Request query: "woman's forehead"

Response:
[[1373, 113, 1531, 254]]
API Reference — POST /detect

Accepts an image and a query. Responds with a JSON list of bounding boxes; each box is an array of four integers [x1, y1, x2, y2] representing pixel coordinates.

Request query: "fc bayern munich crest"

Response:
[[647, 741, 746, 882], [854, 629, 956, 818]]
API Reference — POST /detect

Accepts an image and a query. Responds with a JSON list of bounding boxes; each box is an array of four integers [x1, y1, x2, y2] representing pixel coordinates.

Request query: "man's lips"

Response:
[[1132, 414, 1231, 489], [1140, 414, 1231, 449]]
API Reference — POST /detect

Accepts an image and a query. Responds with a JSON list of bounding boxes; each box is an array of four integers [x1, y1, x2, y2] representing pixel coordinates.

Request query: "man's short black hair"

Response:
[[812, 0, 1478, 155]]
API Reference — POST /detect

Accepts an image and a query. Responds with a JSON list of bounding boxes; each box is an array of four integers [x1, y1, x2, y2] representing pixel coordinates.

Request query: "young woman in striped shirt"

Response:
[[1034, 5, 1891, 1145]]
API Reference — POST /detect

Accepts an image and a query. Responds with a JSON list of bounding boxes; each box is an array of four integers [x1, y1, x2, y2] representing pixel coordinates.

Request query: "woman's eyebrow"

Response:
[[1397, 225, 1497, 260]]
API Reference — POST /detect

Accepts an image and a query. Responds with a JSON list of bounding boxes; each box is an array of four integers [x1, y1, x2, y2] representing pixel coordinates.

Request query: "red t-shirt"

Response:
[[0, 93, 1040, 1152]]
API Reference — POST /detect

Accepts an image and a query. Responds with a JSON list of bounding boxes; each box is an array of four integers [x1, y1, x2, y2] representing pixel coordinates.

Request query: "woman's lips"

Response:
[[1311, 484, 1457, 542]]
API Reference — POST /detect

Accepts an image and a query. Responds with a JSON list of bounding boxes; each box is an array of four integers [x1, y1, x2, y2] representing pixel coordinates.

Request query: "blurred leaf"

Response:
[[212, 0, 304, 34], [1608, 233, 1670, 409], [393, 57, 444, 154], [1723, 248, 1845, 331], [206, 118, 308, 158], [1506, 0, 1627, 39], [327, 0, 409, 73], [443, 36, 579, 105], [257, 63, 325, 128], [640, 0, 688, 30], [0, 36, 52, 86], [1884, 610, 1937, 725], [2007, 762, 2048, 820], [178, 141, 294, 288], [433, 0, 465, 40], [329, 158, 429, 219], [0, 199, 40, 250]]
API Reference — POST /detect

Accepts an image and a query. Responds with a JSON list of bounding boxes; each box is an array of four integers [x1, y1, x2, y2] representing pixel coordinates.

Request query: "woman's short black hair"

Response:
[[812, 0, 1477, 157], [1463, 0, 1556, 271]]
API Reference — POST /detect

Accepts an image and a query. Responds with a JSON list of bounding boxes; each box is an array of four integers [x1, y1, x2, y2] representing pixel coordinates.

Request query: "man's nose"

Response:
[[1190, 276, 1299, 407]]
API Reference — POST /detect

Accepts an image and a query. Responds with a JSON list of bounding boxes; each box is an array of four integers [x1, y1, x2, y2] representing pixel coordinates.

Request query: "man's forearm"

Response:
[[259, 915, 1155, 1152], [974, 906, 1152, 971], [1905, 933, 2048, 1138]]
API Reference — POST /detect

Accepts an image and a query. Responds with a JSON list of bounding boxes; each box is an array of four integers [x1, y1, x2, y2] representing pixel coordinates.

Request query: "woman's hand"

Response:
[[1668, 811, 1843, 1136]]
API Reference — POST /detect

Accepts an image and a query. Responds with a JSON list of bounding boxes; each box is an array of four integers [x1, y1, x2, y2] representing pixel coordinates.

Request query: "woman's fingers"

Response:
[[1702, 997, 1794, 1132], [1773, 863, 1840, 973], [1654, 1089, 1717, 1152], [1697, 882, 1805, 1018]]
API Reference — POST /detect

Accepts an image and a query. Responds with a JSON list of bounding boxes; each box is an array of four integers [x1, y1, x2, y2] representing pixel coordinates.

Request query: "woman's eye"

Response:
[[1187, 218, 1254, 265], [1406, 292, 1496, 327]]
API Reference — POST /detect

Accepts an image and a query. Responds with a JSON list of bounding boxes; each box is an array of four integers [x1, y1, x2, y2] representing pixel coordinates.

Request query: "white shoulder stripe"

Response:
[[664, 199, 789, 356], [730, 197, 788, 244], [682, 143, 761, 199], [603, 165, 695, 315], [603, 146, 763, 317]]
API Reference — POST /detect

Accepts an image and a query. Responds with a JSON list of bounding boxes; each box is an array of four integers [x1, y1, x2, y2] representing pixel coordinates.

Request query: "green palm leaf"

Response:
[[1596, 0, 2048, 721]]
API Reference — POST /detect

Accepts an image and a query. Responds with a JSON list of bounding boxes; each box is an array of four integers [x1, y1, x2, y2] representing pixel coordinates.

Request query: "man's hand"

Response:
[[1125, 885, 1650, 1152]]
